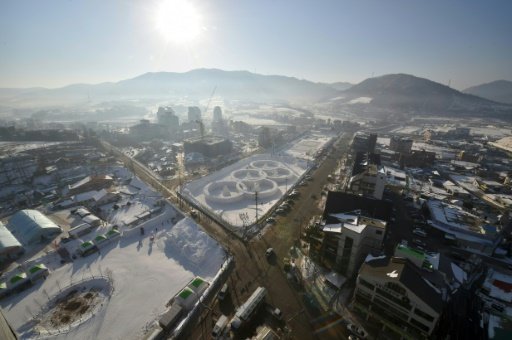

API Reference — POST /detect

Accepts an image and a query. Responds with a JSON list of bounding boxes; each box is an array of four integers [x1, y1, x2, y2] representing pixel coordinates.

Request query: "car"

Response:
[[266, 248, 274, 258], [272, 307, 282, 320], [413, 228, 427, 237], [347, 323, 368, 338], [218, 283, 228, 301], [412, 238, 427, 247], [280, 203, 291, 210], [275, 208, 286, 215], [266, 217, 276, 224], [348, 336, 361, 340]]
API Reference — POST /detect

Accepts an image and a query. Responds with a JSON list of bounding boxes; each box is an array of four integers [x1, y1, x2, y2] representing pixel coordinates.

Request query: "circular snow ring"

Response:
[[238, 178, 279, 199], [204, 180, 244, 203], [231, 168, 265, 182], [29, 277, 112, 337], [250, 160, 280, 171], [262, 167, 293, 183]]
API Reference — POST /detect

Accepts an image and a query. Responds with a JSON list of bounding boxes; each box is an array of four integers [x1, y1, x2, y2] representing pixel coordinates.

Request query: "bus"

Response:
[[230, 287, 266, 330]]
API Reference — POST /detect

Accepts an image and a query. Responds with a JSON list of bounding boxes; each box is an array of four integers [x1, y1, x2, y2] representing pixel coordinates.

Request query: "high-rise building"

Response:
[[212, 106, 223, 122], [348, 152, 386, 200], [157, 107, 179, 133], [352, 132, 377, 153], [188, 106, 202, 122], [389, 136, 413, 154], [321, 211, 387, 276]]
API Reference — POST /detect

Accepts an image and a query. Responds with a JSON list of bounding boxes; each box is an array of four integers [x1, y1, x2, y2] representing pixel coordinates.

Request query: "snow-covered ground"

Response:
[[1, 169, 226, 340], [182, 134, 333, 229], [0, 142, 66, 155]]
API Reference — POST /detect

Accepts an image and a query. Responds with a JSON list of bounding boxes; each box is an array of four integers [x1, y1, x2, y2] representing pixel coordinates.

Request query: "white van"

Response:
[[212, 315, 228, 338]]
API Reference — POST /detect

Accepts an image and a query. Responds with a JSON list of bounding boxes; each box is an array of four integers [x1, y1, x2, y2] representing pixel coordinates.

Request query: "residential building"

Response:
[[157, 106, 180, 134], [183, 136, 233, 158], [129, 119, 168, 141], [352, 132, 377, 153], [321, 211, 386, 276], [425, 199, 502, 255], [348, 152, 386, 199], [349, 165, 386, 200], [390, 136, 413, 154], [318, 192, 392, 276], [353, 256, 444, 339], [67, 175, 113, 195], [399, 149, 436, 168]]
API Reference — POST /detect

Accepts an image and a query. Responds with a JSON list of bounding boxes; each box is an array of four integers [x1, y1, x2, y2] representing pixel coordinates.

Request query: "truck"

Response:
[[230, 287, 266, 330], [212, 315, 229, 338]]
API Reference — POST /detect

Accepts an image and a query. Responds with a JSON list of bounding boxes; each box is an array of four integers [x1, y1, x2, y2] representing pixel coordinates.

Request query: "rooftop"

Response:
[[360, 257, 444, 313]]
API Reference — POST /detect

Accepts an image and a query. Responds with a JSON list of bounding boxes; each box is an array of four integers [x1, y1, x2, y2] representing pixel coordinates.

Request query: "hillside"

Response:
[[464, 80, 512, 104], [335, 73, 512, 117]]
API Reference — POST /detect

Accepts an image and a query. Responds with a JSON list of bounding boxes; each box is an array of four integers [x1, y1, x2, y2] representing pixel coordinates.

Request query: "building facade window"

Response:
[[359, 278, 375, 291], [376, 288, 412, 310], [410, 317, 431, 333], [339, 236, 353, 274], [413, 308, 435, 322]]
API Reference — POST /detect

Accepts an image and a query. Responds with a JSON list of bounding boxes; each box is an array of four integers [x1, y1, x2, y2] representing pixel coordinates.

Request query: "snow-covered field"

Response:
[[182, 134, 333, 229], [1, 169, 226, 340], [0, 142, 66, 155]]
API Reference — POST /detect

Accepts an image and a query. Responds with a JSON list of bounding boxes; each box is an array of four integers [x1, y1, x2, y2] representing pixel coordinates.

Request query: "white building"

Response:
[[353, 256, 444, 339], [348, 164, 386, 200], [322, 211, 386, 276]]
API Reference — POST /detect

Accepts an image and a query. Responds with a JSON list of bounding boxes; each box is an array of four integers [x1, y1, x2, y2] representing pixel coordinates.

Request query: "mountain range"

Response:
[[1, 69, 511, 118]]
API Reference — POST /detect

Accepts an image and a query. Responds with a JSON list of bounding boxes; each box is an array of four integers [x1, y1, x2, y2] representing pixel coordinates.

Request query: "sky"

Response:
[[0, 0, 511, 90]]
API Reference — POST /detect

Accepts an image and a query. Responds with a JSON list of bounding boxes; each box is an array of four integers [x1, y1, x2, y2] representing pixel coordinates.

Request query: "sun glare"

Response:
[[155, 0, 202, 44]]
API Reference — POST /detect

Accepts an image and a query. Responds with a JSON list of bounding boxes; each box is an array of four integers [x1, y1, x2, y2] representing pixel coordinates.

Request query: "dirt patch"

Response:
[[47, 288, 102, 328]]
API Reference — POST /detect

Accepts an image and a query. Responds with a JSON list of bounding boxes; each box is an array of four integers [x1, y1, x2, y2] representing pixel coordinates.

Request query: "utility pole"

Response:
[[254, 191, 259, 223]]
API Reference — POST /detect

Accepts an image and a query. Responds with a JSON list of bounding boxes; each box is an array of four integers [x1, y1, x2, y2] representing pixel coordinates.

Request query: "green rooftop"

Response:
[[178, 288, 193, 300], [10, 273, 27, 284], [106, 229, 120, 238], [95, 235, 107, 242], [191, 277, 204, 288], [29, 264, 47, 274], [81, 241, 94, 248], [0, 282, 6, 289], [396, 244, 425, 260]]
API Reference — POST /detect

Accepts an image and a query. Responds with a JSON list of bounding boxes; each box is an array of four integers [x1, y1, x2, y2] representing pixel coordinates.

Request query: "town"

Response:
[[1, 104, 511, 340]]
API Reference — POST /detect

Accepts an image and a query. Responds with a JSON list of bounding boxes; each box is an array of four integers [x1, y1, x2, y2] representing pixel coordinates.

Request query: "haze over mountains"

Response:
[[1, 69, 511, 118], [464, 80, 512, 105]]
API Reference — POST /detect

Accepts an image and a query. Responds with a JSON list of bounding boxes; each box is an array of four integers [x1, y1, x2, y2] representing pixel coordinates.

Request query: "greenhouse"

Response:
[[0, 222, 23, 260], [7, 210, 62, 245]]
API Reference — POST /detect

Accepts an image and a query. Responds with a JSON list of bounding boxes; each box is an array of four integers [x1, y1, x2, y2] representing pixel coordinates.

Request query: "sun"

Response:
[[155, 0, 202, 44]]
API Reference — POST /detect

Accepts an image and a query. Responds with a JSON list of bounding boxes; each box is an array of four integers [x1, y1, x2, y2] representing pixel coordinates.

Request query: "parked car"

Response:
[[413, 228, 427, 237], [266, 248, 274, 258], [412, 238, 427, 247], [347, 323, 368, 339], [272, 307, 282, 320], [218, 283, 228, 301]]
